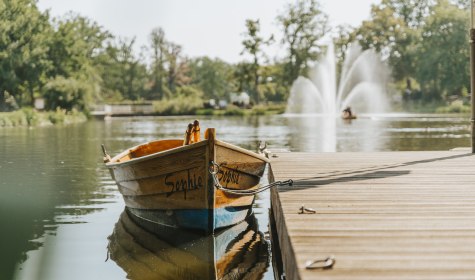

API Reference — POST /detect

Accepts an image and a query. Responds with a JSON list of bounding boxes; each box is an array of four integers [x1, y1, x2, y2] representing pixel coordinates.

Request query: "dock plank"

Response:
[[269, 151, 475, 280]]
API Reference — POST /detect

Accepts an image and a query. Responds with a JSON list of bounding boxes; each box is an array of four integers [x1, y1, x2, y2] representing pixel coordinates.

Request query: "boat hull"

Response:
[[127, 205, 253, 231], [106, 135, 268, 233]]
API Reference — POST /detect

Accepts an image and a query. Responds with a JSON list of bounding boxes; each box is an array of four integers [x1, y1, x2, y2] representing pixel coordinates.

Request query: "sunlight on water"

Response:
[[0, 114, 470, 280]]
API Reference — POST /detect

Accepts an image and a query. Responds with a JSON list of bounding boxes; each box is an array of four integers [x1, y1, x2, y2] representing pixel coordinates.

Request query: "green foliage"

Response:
[[240, 19, 273, 104], [333, 24, 357, 71], [233, 62, 254, 94], [189, 57, 234, 100], [277, 0, 329, 86], [257, 65, 288, 102], [165, 43, 190, 92], [195, 103, 286, 116], [96, 38, 148, 101], [355, 1, 417, 81], [253, 103, 287, 115], [0, 109, 86, 127], [48, 14, 110, 77], [355, 0, 470, 107], [0, 0, 52, 109], [152, 86, 204, 115], [43, 76, 92, 111], [223, 105, 246, 116], [48, 108, 66, 124], [195, 108, 217, 116], [415, 0, 469, 99], [0, 0, 471, 114], [46, 14, 110, 110], [21, 107, 39, 126], [435, 100, 471, 113], [0, 111, 27, 127], [148, 27, 167, 99]]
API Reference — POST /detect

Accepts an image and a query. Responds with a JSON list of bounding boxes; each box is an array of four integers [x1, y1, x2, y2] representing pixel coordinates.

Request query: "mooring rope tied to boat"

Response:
[[209, 161, 293, 195]]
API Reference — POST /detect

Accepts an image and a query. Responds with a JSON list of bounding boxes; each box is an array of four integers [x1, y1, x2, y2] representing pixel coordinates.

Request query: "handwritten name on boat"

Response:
[[218, 167, 240, 187], [165, 169, 203, 199]]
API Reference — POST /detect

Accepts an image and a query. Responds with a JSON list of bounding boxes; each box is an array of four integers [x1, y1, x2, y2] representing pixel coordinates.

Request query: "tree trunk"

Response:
[[254, 70, 259, 105], [29, 82, 35, 107], [0, 89, 6, 111]]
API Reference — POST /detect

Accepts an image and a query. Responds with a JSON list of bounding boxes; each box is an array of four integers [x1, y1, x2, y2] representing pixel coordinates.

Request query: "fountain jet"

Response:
[[286, 42, 390, 115]]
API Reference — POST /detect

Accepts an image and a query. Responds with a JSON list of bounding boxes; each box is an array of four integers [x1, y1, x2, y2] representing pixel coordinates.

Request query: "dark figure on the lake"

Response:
[[342, 106, 355, 119]]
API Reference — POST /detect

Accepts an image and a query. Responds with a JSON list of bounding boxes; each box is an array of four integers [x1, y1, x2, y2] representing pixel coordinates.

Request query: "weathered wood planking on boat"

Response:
[[105, 127, 269, 233]]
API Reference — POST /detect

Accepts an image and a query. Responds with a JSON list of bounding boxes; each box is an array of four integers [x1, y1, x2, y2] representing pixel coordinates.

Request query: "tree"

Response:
[[234, 62, 254, 94], [165, 42, 190, 93], [332, 24, 356, 75], [384, 0, 435, 28], [148, 27, 167, 99], [414, 0, 469, 99], [117, 38, 147, 100], [188, 57, 233, 100], [241, 19, 273, 104], [44, 14, 110, 110], [257, 64, 288, 103], [47, 14, 109, 77], [356, 2, 415, 82], [0, 0, 51, 110], [451, 0, 469, 9], [277, 0, 330, 87], [96, 37, 148, 101]]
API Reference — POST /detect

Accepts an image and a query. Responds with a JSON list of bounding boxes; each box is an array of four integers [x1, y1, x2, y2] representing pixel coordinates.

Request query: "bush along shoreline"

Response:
[[0, 108, 87, 128]]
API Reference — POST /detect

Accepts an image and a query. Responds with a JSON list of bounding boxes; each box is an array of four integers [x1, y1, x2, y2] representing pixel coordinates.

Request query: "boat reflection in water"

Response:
[[107, 209, 269, 280]]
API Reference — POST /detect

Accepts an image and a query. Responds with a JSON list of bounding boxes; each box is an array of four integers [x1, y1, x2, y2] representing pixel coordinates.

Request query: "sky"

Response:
[[36, 0, 380, 63]]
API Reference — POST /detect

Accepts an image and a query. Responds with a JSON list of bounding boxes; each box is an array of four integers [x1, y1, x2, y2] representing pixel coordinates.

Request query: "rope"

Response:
[[209, 161, 293, 196]]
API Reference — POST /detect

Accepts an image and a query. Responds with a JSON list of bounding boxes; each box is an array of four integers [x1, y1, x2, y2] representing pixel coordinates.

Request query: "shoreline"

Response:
[[0, 109, 87, 128], [1, 108, 471, 128]]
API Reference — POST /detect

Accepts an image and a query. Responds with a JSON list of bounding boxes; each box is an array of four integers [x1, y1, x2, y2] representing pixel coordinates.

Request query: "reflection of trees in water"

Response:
[[0, 122, 114, 279]]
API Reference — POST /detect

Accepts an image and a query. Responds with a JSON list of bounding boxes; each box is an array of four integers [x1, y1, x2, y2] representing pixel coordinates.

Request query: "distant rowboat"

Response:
[[103, 124, 279, 233], [342, 106, 357, 120], [342, 114, 357, 120]]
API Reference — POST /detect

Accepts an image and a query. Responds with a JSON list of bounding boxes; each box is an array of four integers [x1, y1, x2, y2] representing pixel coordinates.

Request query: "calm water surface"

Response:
[[0, 114, 470, 279]]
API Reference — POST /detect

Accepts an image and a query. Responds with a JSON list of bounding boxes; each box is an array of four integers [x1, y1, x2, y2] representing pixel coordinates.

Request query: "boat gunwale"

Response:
[[215, 140, 269, 163], [105, 139, 269, 168], [105, 140, 208, 168]]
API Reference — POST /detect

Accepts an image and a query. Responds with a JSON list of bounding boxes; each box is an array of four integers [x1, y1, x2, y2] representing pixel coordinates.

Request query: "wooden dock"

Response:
[[269, 150, 475, 280]]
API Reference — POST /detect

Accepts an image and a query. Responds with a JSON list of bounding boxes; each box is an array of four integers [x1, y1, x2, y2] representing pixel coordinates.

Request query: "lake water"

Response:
[[0, 114, 470, 280]]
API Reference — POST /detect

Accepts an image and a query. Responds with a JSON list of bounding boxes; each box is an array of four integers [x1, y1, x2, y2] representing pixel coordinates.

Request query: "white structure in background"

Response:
[[230, 92, 250, 107], [218, 100, 228, 109], [34, 98, 45, 110], [91, 103, 154, 117]]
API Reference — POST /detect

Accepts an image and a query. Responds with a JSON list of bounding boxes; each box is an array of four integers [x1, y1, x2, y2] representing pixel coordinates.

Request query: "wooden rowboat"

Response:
[[342, 106, 357, 120], [103, 126, 270, 233], [107, 209, 269, 280], [342, 114, 357, 120]]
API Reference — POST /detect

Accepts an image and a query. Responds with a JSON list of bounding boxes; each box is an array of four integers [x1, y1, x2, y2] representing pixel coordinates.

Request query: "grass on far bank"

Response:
[[399, 99, 471, 114], [0, 108, 87, 128], [151, 93, 287, 116], [195, 104, 287, 116]]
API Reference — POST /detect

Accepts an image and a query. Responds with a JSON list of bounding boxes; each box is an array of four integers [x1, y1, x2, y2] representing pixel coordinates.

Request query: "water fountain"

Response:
[[285, 42, 390, 115], [285, 42, 390, 152]]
